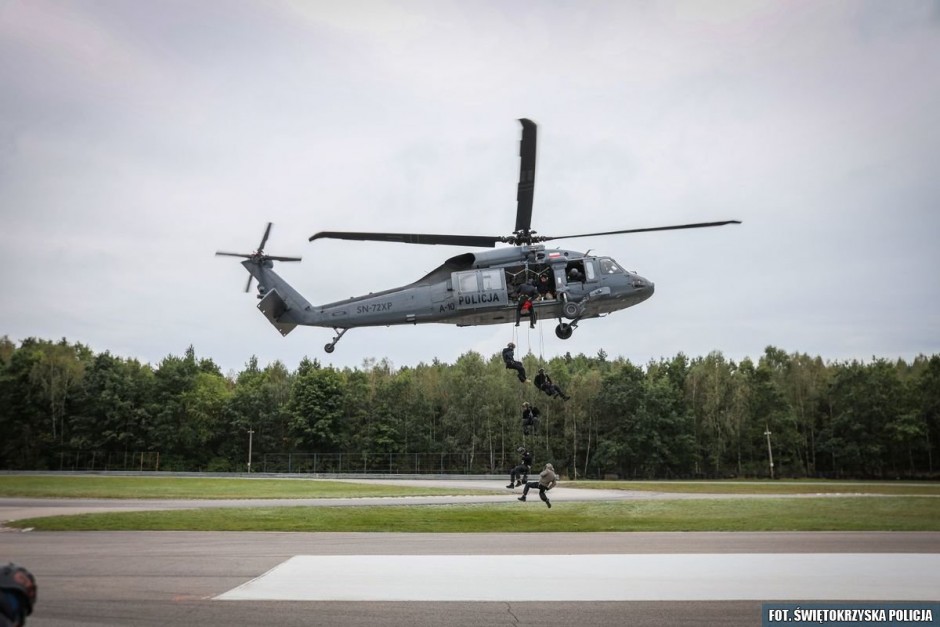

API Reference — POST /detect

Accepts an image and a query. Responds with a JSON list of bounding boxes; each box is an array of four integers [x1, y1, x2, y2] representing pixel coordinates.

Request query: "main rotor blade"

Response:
[[309, 231, 500, 248], [245, 275, 253, 293], [266, 255, 303, 262], [257, 222, 273, 252], [542, 220, 742, 242], [515, 118, 537, 233], [215, 251, 251, 258]]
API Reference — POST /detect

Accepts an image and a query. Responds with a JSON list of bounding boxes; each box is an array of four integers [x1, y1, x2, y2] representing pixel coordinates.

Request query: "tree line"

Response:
[[1, 335, 938, 479]]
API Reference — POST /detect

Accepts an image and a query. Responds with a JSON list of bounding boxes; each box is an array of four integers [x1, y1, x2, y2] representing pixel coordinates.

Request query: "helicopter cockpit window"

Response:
[[599, 258, 623, 274], [457, 272, 479, 293]]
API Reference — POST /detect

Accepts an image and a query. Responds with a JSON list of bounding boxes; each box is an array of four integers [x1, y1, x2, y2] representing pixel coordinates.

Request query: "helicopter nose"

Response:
[[632, 276, 654, 298]]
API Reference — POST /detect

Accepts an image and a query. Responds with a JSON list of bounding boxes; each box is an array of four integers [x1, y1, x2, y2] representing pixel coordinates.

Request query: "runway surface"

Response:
[[2, 478, 938, 626]]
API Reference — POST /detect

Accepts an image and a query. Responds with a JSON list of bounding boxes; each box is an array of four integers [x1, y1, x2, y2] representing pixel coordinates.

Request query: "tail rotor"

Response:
[[216, 222, 302, 293]]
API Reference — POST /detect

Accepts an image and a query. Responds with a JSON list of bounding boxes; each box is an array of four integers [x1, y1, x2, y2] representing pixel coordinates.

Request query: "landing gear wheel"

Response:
[[562, 301, 581, 320], [323, 327, 349, 353], [555, 323, 573, 340]]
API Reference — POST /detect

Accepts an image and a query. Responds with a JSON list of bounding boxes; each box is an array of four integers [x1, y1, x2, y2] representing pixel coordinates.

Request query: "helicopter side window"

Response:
[[480, 269, 503, 291], [457, 272, 479, 293], [584, 260, 597, 281]]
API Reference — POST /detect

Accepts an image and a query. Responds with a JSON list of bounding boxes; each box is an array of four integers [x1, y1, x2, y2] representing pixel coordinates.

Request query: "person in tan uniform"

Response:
[[517, 462, 557, 508]]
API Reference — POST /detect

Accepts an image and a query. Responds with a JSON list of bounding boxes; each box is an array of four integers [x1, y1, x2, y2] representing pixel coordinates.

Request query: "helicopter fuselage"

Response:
[[245, 244, 654, 348], [221, 119, 735, 353]]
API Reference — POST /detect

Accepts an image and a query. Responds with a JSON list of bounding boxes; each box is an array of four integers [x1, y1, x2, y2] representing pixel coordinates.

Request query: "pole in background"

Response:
[[764, 426, 774, 479], [247, 428, 254, 474]]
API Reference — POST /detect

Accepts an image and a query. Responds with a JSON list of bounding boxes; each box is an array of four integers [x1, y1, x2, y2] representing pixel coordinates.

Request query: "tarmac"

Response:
[[2, 476, 938, 626]]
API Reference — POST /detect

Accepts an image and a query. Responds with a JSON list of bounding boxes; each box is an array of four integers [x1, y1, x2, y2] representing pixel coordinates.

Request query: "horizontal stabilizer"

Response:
[[257, 289, 296, 336]]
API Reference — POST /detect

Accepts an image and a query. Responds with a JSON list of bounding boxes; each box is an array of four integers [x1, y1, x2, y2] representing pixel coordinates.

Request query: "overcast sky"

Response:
[[2, 0, 938, 376]]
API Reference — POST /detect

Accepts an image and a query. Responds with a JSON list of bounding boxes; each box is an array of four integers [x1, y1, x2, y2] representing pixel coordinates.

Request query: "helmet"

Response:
[[508, 342, 515, 348], [538, 368, 545, 373], [0, 562, 37, 615], [517, 446, 525, 453], [545, 463, 554, 471], [522, 401, 529, 406]]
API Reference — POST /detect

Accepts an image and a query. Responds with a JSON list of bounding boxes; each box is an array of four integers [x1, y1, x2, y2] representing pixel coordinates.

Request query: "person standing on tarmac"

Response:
[[506, 446, 533, 489], [517, 462, 557, 508]]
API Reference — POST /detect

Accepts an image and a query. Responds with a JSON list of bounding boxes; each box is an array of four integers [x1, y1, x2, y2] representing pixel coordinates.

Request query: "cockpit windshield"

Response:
[[599, 257, 624, 274]]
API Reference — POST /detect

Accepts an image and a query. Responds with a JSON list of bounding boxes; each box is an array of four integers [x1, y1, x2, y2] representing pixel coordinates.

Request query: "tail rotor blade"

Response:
[[217, 222, 300, 293]]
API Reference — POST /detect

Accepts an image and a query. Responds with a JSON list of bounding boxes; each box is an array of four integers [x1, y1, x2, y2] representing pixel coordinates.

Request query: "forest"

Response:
[[1, 335, 938, 480]]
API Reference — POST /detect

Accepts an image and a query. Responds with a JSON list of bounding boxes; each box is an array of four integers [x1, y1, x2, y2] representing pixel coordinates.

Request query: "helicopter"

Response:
[[217, 119, 740, 353]]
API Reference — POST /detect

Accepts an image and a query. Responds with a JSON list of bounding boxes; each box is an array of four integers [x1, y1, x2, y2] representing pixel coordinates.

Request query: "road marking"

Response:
[[215, 554, 940, 601]]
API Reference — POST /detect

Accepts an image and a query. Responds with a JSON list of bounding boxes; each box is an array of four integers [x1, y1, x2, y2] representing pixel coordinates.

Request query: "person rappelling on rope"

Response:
[[521, 402, 540, 435], [502, 342, 527, 383], [534, 368, 570, 401], [506, 446, 533, 489], [516, 294, 537, 329], [515, 280, 538, 329]]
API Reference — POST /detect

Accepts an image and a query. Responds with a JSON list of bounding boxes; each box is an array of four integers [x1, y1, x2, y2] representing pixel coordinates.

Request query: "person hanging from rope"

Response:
[[516, 294, 537, 329], [502, 342, 527, 383], [521, 402, 541, 435], [515, 280, 539, 329], [506, 445, 533, 489], [534, 367, 571, 401], [517, 462, 557, 508]]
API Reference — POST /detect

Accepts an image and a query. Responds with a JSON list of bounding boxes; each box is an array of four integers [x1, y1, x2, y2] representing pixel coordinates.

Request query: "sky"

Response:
[[1, 0, 939, 376]]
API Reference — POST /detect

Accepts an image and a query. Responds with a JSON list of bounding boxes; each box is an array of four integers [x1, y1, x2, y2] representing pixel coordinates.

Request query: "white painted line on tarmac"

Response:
[[215, 554, 940, 602]]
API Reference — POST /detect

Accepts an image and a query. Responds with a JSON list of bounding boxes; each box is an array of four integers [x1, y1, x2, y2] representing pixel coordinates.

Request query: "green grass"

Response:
[[9, 497, 940, 532], [571, 480, 940, 496], [4, 475, 939, 532], [0, 475, 492, 499]]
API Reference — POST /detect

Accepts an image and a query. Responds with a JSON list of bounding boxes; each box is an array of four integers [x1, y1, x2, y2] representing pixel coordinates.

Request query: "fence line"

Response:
[[49, 450, 514, 475]]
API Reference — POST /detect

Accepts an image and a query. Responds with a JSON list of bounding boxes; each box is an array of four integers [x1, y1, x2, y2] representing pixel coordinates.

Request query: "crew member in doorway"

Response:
[[502, 342, 527, 383], [536, 273, 555, 300], [516, 279, 539, 301]]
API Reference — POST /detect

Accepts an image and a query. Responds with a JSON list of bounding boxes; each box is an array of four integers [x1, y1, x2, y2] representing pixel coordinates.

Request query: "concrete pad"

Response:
[[215, 553, 940, 602]]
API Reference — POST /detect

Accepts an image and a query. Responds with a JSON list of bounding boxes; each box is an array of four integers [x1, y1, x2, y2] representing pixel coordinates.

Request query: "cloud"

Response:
[[1, 0, 938, 373]]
